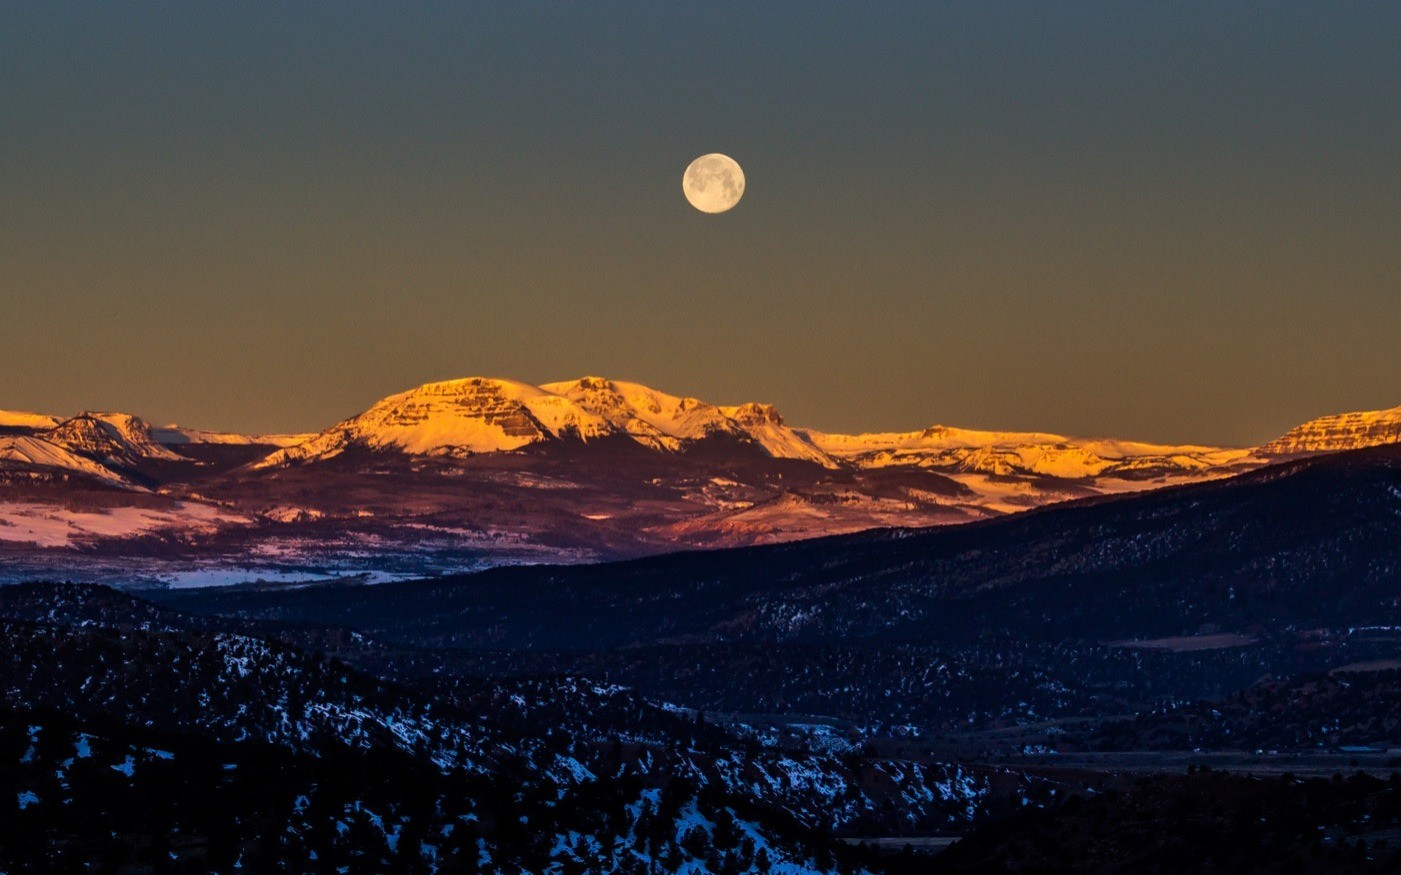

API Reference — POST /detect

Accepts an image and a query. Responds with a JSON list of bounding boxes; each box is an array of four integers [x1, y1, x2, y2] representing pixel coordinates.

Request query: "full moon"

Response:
[[682, 153, 745, 214]]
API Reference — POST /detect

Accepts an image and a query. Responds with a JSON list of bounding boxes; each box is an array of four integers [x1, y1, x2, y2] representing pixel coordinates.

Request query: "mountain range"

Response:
[[5, 385, 1401, 870], [1, 376, 1397, 586]]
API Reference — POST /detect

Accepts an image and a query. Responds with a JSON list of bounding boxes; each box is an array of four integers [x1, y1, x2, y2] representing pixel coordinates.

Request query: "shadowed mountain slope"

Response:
[[159, 444, 1401, 650]]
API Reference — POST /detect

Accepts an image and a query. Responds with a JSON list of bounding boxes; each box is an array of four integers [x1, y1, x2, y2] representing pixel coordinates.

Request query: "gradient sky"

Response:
[[2, 3, 1398, 445]]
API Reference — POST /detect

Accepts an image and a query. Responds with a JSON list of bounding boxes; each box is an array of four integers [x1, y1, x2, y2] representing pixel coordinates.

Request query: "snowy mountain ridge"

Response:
[[152, 425, 314, 447], [0, 435, 139, 487], [8, 383, 1396, 479], [2, 380, 1397, 493], [0, 411, 188, 490], [253, 377, 618, 468], [46, 412, 186, 464], [1, 383, 1397, 582], [0, 410, 61, 430], [250, 376, 840, 469], [803, 423, 1255, 479], [542, 376, 837, 466], [250, 375, 1330, 476], [1258, 404, 1401, 456]]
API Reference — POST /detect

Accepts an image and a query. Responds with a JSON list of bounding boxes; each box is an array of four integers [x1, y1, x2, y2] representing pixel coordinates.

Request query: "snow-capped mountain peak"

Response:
[[72, 412, 186, 461], [542, 377, 745, 450], [802, 422, 1255, 480], [722, 402, 784, 427], [255, 377, 619, 467], [43, 413, 187, 465], [1259, 404, 1401, 456], [0, 411, 187, 489], [0, 435, 137, 487], [0, 410, 62, 430], [254, 376, 844, 468], [542, 377, 839, 465], [35, 412, 187, 470]]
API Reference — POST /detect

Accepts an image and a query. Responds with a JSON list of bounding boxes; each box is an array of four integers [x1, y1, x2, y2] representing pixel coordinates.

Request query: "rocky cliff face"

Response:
[[257, 375, 839, 467], [43, 414, 184, 468], [254, 377, 618, 466], [1259, 405, 1401, 456]]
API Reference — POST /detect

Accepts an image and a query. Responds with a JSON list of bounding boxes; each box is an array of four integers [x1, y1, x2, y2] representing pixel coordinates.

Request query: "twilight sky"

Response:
[[2, 3, 1397, 445]]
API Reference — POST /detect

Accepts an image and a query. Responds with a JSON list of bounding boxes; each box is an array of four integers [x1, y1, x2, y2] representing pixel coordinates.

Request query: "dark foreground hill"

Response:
[[0, 582, 1080, 873], [2, 707, 888, 875], [937, 769, 1401, 873], [160, 444, 1401, 648], [154, 445, 1401, 733], [8, 445, 1401, 871]]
